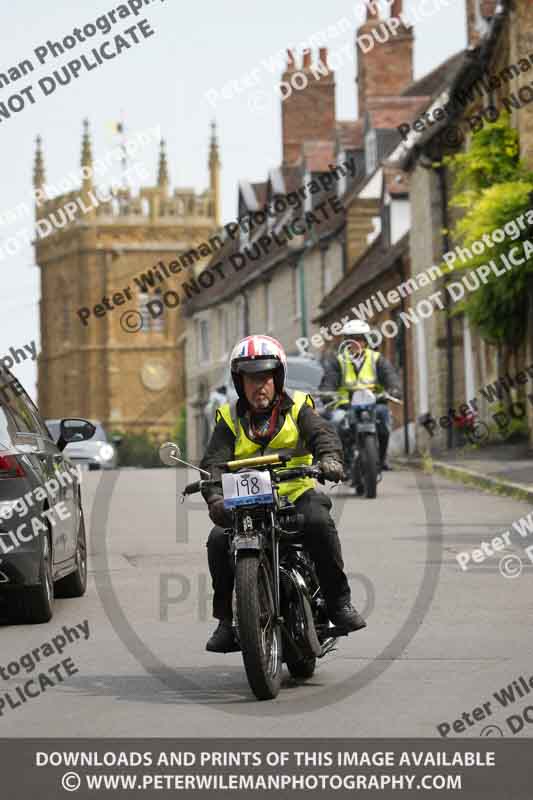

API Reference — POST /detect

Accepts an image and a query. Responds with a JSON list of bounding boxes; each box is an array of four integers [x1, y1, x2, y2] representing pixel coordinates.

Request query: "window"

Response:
[[365, 129, 378, 175], [218, 307, 230, 358], [264, 282, 273, 331], [0, 380, 42, 436], [196, 316, 210, 364], [139, 291, 164, 332]]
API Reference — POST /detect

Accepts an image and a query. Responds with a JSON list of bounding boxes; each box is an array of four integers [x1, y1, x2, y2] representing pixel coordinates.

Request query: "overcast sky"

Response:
[[0, 0, 466, 401]]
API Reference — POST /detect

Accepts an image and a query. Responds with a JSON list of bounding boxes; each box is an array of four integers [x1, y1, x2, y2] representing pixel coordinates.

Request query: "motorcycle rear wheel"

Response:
[[236, 554, 282, 700], [285, 651, 316, 680]]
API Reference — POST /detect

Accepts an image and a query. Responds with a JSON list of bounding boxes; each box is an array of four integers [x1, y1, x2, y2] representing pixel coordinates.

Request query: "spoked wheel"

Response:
[[235, 554, 282, 700]]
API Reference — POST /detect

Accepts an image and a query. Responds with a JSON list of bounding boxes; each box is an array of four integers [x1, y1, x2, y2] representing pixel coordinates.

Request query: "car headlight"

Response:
[[99, 444, 115, 462]]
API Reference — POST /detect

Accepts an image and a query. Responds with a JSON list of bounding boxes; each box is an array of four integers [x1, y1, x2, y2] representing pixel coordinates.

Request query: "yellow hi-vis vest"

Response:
[[216, 390, 315, 503], [336, 348, 383, 405]]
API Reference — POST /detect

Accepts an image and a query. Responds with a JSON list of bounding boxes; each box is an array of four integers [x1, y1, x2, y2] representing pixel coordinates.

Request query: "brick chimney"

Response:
[[281, 49, 336, 167], [356, 0, 413, 117], [466, 0, 498, 47]]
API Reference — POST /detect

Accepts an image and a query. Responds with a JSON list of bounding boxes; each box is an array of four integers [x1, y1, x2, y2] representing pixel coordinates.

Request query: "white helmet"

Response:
[[340, 320, 371, 336]]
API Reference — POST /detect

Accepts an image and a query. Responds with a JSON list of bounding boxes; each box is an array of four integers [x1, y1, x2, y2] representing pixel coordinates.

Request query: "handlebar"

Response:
[[182, 464, 327, 496]]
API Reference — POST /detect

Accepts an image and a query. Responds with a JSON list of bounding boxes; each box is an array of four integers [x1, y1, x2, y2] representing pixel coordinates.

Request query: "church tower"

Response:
[[35, 121, 220, 437]]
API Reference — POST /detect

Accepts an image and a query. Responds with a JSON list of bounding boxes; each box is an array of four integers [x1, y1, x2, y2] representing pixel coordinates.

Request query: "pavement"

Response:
[[0, 466, 532, 738], [395, 441, 533, 502]]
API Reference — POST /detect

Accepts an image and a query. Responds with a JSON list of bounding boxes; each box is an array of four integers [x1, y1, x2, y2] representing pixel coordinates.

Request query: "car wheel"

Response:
[[8, 533, 54, 624], [54, 510, 88, 598]]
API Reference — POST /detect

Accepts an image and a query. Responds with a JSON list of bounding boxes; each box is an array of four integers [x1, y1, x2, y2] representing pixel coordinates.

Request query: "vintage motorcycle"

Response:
[[159, 443, 348, 701], [318, 389, 401, 499]]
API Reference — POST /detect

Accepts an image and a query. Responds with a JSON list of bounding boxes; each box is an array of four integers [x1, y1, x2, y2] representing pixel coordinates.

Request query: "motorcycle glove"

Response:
[[208, 497, 233, 528], [320, 456, 345, 483]]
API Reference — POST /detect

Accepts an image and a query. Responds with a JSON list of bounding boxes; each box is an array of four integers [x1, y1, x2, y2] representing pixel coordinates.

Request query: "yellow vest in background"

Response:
[[336, 348, 383, 405]]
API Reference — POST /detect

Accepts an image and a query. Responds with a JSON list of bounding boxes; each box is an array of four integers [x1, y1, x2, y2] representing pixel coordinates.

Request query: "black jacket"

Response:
[[320, 349, 402, 396], [199, 391, 342, 503]]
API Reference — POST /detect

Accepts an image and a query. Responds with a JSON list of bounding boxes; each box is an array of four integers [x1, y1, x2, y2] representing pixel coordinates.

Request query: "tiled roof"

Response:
[[401, 50, 467, 99], [184, 181, 345, 316]]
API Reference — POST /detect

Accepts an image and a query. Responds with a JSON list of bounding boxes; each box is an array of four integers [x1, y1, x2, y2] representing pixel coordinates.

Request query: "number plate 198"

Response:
[[222, 470, 273, 509]]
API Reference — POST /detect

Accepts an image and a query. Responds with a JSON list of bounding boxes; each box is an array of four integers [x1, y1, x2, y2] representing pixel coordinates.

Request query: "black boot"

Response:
[[330, 603, 367, 633], [205, 620, 240, 653]]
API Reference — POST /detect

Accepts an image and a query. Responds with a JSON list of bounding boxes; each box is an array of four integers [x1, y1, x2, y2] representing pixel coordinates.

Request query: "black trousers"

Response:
[[206, 490, 351, 621]]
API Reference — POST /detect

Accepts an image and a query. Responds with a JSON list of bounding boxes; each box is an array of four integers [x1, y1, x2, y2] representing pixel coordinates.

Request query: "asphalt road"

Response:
[[1, 465, 532, 738]]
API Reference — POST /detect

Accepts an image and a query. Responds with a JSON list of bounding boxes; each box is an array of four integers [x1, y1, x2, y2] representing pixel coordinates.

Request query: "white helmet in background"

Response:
[[340, 320, 371, 337]]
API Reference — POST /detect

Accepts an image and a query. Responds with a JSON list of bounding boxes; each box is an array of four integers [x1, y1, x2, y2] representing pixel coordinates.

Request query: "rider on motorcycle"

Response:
[[319, 320, 402, 471], [200, 334, 367, 653]]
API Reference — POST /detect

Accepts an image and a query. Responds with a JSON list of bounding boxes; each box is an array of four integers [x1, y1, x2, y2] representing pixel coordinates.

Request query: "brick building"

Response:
[[35, 121, 220, 437]]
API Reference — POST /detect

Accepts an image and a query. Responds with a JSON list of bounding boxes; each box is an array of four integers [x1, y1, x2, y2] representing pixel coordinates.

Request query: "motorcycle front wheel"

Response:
[[360, 435, 378, 498], [235, 554, 282, 700]]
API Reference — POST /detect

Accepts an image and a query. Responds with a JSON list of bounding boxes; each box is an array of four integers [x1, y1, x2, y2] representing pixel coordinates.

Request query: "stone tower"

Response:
[[35, 120, 220, 437]]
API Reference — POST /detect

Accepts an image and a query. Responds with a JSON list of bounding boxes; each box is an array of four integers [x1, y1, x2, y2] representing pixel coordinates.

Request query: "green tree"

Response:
[[443, 113, 533, 347]]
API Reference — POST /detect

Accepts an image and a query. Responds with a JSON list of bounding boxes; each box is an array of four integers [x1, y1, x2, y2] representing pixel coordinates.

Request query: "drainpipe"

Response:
[[298, 252, 308, 341], [437, 164, 454, 450]]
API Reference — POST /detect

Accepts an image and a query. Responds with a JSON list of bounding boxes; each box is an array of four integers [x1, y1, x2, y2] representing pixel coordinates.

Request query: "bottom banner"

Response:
[[1, 739, 530, 798]]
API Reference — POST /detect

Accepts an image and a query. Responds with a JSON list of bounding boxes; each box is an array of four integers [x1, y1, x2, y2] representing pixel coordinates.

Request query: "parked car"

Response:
[[0, 368, 94, 623], [204, 355, 325, 435], [45, 419, 119, 470]]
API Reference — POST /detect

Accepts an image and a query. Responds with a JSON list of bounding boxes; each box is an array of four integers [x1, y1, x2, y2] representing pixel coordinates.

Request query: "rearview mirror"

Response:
[[159, 441, 182, 466], [159, 441, 211, 476], [57, 419, 96, 451]]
